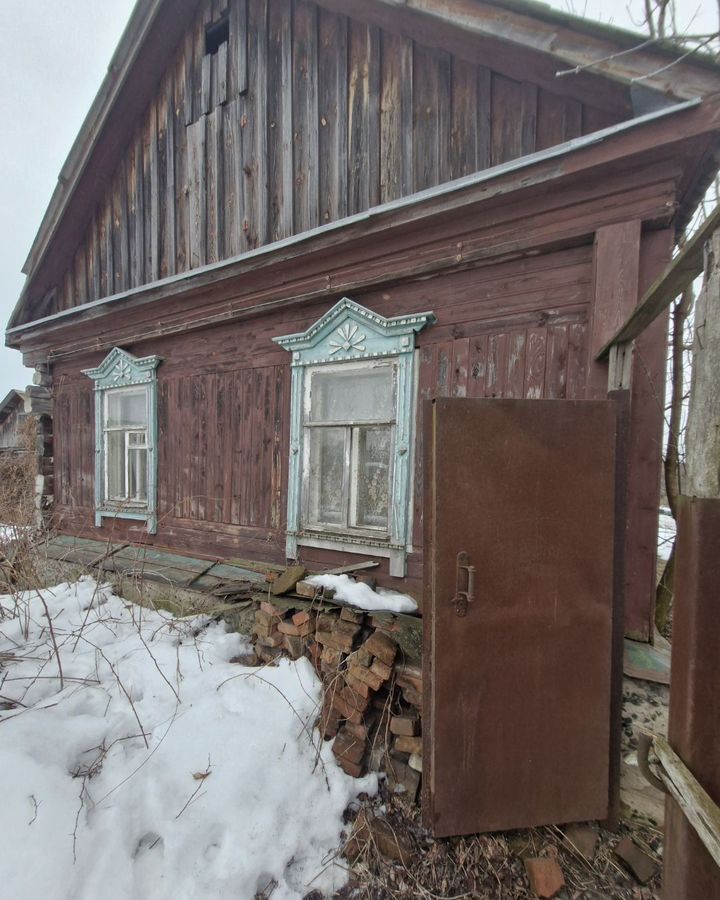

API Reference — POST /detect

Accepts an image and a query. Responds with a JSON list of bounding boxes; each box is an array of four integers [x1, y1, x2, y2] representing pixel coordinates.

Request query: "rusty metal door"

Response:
[[423, 399, 617, 837]]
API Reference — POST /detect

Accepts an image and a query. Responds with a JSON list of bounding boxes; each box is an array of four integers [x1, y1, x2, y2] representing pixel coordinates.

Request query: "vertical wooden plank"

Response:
[[149, 103, 160, 282], [318, 8, 347, 224], [566, 322, 588, 399], [486, 333, 508, 397], [183, 28, 195, 126], [412, 342, 437, 549], [413, 44, 441, 193], [524, 327, 547, 399], [589, 220, 642, 358], [435, 341, 453, 398], [244, 0, 268, 249], [437, 51, 452, 186], [545, 325, 569, 399], [201, 52, 212, 115], [104, 201, 114, 297], [230, 370, 242, 524], [492, 74, 523, 165], [132, 135, 145, 284], [165, 86, 177, 276], [206, 107, 222, 264], [217, 37, 228, 105], [157, 92, 169, 279], [564, 98, 583, 140], [506, 331, 527, 398], [88, 212, 101, 301], [188, 115, 207, 268], [348, 20, 380, 214], [468, 334, 489, 398], [73, 245, 88, 307], [477, 66, 492, 171], [293, 0, 319, 234], [380, 32, 413, 203], [230, 0, 248, 95], [174, 53, 190, 273], [223, 98, 242, 258], [450, 58, 478, 181], [451, 337, 470, 398], [268, 0, 293, 241], [271, 364, 285, 529], [520, 82, 538, 156]]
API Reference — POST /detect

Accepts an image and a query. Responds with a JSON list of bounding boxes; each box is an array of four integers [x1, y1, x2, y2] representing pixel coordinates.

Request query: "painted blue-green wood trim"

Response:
[[83, 347, 162, 535], [274, 298, 435, 573]]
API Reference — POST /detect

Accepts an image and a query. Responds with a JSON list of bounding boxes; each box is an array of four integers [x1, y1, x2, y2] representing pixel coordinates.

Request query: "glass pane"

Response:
[[307, 428, 345, 526], [106, 432, 126, 500], [106, 390, 148, 428], [310, 367, 395, 423], [354, 427, 391, 529], [128, 448, 148, 502], [128, 431, 147, 447]]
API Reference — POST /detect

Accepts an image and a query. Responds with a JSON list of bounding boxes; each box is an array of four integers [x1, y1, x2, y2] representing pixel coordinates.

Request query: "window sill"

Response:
[[296, 532, 406, 577], [95, 508, 157, 534]]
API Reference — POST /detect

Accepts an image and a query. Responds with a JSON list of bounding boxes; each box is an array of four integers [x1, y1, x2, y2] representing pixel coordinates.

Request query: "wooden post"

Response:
[[663, 228, 720, 898]]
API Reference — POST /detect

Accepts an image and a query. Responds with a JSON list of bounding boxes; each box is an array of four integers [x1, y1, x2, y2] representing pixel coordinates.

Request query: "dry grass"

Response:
[[340, 785, 663, 899]]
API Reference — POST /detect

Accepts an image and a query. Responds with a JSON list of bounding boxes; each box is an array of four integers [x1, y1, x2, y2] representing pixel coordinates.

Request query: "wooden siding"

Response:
[[52, 241, 594, 595], [0, 401, 26, 451], [50, 0, 621, 318]]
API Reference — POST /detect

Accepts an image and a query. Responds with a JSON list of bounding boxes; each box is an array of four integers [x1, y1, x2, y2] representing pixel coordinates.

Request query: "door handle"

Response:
[[451, 551, 476, 617]]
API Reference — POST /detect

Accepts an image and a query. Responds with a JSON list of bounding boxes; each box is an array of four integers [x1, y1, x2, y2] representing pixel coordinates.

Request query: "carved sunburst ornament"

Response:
[[112, 359, 133, 383], [329, 322, 366, 355]]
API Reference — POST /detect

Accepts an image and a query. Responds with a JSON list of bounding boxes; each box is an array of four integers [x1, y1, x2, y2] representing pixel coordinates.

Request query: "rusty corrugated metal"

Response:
[[663, 497, 720, 899], [424, 398, 617, 837]]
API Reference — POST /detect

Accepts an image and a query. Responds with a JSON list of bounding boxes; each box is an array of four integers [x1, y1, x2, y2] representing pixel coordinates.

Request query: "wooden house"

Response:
[[0, 391, 27, 454], [6, 0, 720, 641]]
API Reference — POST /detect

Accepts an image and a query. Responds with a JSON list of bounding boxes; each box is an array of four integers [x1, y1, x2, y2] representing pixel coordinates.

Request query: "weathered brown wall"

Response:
[[46, 0, 622, 320], [53, 240, 594, 596], [0, 399, 26, 451]]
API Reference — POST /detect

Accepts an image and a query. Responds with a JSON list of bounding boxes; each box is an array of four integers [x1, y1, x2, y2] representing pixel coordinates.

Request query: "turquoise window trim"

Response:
[[274, 298, 435, 577], [82, 347, 162, 534]]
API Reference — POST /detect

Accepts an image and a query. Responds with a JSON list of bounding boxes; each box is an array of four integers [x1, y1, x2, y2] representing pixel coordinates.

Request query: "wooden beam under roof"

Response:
[[596, 202, 720, 359]]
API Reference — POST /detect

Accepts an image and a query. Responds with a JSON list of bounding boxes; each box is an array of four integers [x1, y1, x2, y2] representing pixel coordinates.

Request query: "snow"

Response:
[[306, 573, 418, 614], [0, 578, 376, 900], [658, 511, 676, 562]]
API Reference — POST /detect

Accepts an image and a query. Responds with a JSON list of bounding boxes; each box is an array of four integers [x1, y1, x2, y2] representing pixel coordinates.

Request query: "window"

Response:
[[274, 298, 435, 576], [104, 388, 149, 506], [83, 348, 161, 533], [304, 361, 396, 536], [205, 14, 229, 56]]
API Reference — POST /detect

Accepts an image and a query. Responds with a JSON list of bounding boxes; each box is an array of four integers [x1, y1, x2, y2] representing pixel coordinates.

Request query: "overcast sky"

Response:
[[0, 0, 716, 399]]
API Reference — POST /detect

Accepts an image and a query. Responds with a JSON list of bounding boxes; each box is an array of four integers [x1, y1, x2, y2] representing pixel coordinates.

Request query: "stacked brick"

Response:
[[250, 598, 424, 803]]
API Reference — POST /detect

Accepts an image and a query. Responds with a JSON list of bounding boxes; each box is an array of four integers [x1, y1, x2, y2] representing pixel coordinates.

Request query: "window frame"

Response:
[[83, 347, 161, 533], [274, 298, 435, 577]]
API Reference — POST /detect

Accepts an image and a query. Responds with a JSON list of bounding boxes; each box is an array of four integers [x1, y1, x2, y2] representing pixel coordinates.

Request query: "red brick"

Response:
[[390, 715, 420, 737], [321, 702, 342, 739], [336, 755, 364, 778], [613, 837, 658, 885], [363, 631, 398, 666], [348, 664, 385, 692], [345, 721, 370, 740], [278, 619, 314, 637], [340, 606, 365, 624], [370, 658, 393, 681], [394, 735, 422, 755], [341, 685, 371, 714], [523, 858, 565, 898], [333, 728, 367, 765], [345, 672, 373, 698], [252, 621, 278, 638], [260, 600, 282, 617], [283, 634, 305, 660], [295, 581, 318, 599], [256, 632, 284, 649], [331, 693, 364, 725], [291, 610, 312, 626]]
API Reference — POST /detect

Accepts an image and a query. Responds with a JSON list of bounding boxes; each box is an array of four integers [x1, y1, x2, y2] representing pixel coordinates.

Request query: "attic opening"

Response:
[[205, 14, 229, 56]]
